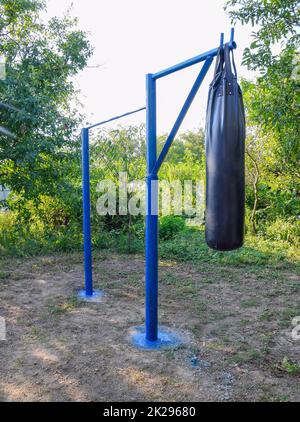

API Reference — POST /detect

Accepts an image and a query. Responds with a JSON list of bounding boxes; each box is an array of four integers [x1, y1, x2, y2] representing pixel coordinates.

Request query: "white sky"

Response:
[[46, 0, 254, 134]]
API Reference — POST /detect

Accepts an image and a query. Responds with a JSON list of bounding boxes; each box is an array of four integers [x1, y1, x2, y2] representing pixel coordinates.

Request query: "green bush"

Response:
[[159, 226, 299, 267], [0, 206, 82, 257], [159, 216, 186, 240], [265, 218, 300, 245]]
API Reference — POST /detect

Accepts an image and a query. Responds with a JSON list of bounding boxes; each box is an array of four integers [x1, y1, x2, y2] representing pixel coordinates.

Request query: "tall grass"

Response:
[[0, 211, 299, 272]]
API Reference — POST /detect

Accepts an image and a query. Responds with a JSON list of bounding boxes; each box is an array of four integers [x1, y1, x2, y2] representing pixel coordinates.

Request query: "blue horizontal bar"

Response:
[[151, 57, 214, 175], [152, 47, 218, 80], [152, 40, 236, 80], [86, 107, 146, 130]]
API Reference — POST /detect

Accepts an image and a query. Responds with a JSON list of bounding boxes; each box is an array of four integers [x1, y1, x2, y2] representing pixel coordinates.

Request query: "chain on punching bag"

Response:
[[205, 43, 246, 251]]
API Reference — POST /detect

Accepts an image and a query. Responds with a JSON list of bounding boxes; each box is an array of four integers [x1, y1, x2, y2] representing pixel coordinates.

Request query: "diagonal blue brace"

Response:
[[151, 58, 214, 176], [142, 59, 214, 347]]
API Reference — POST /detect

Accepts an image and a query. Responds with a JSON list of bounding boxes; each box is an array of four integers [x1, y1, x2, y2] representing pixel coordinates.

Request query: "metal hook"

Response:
[[229, 28, 237, 49]]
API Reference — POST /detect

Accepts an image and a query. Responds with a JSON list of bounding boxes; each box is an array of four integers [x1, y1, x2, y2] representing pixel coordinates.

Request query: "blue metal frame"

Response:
[[143, 29, 236, 346], [82, 127, 93, 297], [80, 30, 237, 345]]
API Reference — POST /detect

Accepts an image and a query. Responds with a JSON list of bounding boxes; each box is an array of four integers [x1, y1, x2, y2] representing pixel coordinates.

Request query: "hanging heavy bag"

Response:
[[205, 43, 246, 251]]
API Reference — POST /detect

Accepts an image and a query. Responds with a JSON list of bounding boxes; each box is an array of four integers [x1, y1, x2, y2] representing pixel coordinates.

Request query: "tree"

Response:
[[225, 0, 299, 72], [225, 0, 300, 233], [90, 125, 146, 252], [225, 0, 300, 184], [0, 0, 93, 199]]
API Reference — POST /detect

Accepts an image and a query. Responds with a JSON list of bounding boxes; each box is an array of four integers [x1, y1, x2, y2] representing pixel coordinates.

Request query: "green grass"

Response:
[[0, 271, 8, 279], [229, 349, 264, 365], [0, 213, 299, 273], [279, 357, 300, 375], [240, 299, 259, 308], [47, 296, 79, 315], [159, 227, 299, 269], [279, 306, 300, 328], [259, 309, 275, 322]]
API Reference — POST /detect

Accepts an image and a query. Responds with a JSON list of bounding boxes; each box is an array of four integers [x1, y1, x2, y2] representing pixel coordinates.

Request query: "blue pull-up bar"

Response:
[[79, 107, 146, 300], [79, 29, 237, 346]]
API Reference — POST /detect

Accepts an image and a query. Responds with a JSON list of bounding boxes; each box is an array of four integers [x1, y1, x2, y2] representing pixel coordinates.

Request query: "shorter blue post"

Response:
[[82, 127, 93, 296], [220, 33, 224, 48]]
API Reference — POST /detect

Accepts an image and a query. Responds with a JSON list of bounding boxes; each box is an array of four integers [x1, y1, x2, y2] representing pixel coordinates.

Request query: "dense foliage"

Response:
[[0, 0, 299, 259], [0, 0, 92, 199], [226, 0, 300, 235]]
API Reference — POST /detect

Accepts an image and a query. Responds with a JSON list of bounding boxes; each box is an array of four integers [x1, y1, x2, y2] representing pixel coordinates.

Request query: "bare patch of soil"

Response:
[[0, 252, 299, 402]]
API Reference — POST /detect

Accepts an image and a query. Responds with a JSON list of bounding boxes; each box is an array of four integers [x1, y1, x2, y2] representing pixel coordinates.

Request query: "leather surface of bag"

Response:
[[205, 44, 246, 251]]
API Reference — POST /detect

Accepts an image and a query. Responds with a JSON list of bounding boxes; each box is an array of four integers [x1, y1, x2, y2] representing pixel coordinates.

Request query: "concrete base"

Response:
[[129, 325, 184, 350], [77, 289, 104, 302]]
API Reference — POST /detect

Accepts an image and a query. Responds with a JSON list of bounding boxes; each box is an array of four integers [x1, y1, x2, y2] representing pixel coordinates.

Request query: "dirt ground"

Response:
[[0, 251, 299, 402]]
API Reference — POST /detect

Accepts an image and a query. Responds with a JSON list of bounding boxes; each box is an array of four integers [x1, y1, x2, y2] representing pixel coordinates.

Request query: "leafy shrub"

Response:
[[0, 208, 82, 256], [265, 218, 300, 245], [159, 225, 299, 267], [159, 216, 186, 240]]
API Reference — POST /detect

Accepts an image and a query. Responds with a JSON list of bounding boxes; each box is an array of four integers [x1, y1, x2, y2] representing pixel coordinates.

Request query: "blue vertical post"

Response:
[[82, 127, 93, 296], [79, 109, 146, 302], [229, 28, 236, 49], [130, 30, 238, 349], [145, 74, 158, 342], [220, 32, 224, 48]]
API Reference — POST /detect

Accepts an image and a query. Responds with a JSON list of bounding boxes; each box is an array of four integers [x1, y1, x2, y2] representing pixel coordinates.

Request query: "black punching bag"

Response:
[[205, 44, 245, 251]]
